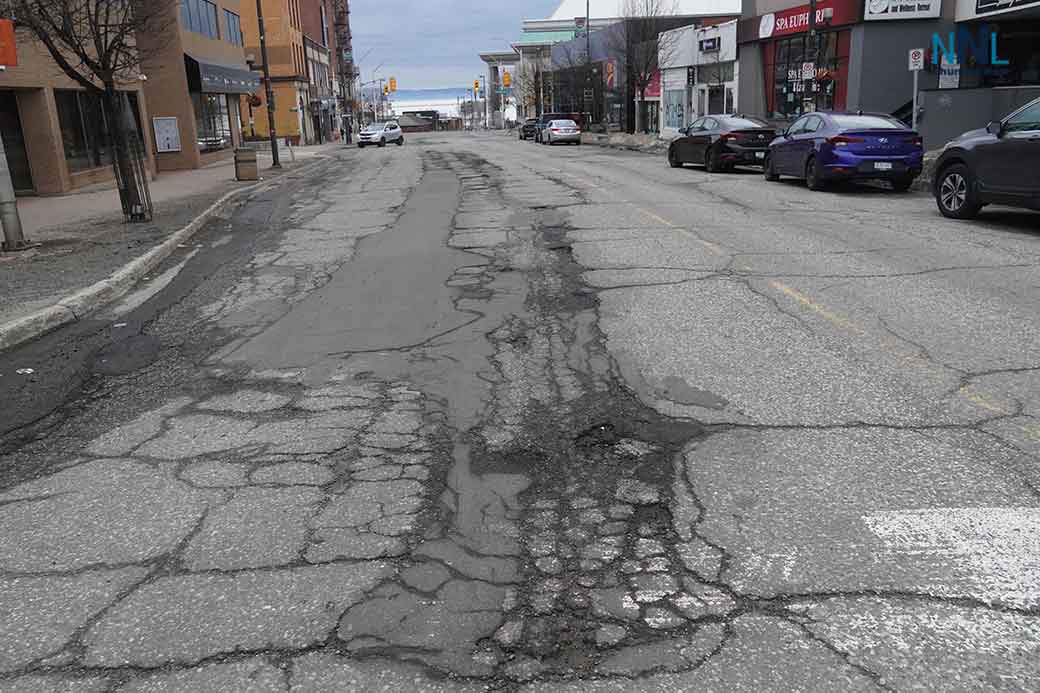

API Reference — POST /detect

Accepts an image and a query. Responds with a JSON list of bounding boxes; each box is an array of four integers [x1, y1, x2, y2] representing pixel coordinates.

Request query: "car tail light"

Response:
[[829, 135, 865, 146], [551, 128, 560, 132], [907, 136, 923, 148]]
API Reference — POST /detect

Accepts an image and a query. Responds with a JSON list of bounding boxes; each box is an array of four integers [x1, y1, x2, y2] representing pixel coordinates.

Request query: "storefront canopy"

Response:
[[185, 54, 260, 95]]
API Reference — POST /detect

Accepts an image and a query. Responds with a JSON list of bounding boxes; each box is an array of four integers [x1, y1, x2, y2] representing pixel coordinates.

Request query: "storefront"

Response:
[[138, 1, 259, 172], [917, 0, 1040, 146], [660, 21, 740, 137], [0, 26, 156, 195], [739, 0, 952, 124], [739, 0, 861, 120], [638, 71, 661, 134]]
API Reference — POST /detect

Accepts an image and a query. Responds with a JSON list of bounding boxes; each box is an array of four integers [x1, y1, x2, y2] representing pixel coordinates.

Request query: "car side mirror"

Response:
[[985, 120, 1003, 137]]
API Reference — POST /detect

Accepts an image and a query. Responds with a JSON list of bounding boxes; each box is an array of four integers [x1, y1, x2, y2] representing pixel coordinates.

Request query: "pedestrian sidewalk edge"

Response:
[[0, 157, 330, 353]]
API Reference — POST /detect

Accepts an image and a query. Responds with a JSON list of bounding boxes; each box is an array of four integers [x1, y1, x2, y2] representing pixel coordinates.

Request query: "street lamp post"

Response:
[[256, 0, 281, 168]]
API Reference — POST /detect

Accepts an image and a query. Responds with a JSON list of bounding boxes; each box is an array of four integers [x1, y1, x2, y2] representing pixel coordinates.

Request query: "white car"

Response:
[[358, 121, 404, 148], [542, 119, 581, 145]]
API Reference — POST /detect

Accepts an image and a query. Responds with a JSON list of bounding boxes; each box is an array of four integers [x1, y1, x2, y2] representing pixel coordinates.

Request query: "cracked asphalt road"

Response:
[[0, 131, 1038, 691]]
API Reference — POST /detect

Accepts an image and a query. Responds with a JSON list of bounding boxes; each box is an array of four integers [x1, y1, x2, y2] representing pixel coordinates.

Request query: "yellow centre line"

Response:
[[634, 208, 723, 256]]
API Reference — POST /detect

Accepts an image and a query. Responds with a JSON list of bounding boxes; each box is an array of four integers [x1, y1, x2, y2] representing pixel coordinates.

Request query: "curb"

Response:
[[0, 156, 332, 353]]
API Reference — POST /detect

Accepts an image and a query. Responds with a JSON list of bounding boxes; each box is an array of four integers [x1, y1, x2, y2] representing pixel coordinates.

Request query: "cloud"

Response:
[[351, 0, 560, 89]]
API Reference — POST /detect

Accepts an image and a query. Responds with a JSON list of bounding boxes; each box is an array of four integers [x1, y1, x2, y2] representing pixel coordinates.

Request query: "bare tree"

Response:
[[4, 0, 171, 218], [512, 62, 540, 118], [606, 0, 680, 133]]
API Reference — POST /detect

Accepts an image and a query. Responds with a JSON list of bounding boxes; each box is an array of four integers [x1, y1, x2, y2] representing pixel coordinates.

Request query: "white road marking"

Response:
[[863, 507, 1040, 607]]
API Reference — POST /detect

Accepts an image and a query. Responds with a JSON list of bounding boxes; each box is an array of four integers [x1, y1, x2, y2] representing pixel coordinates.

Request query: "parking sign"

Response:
[[908, 48, 925, 71]]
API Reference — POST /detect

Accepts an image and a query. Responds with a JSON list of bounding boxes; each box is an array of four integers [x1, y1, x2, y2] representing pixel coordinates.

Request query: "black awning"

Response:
[[184, 54, 260, 95]]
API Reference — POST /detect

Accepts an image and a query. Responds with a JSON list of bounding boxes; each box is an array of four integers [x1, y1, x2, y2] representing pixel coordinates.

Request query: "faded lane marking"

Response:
[[768, 280, 853, 329], [634, 208, 724, 255], [958, 386, 1015, 416]]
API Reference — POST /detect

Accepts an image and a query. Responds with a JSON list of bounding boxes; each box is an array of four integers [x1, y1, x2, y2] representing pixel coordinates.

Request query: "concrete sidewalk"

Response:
[[17, 143, 340, 238], [0, 143, 342, 351]]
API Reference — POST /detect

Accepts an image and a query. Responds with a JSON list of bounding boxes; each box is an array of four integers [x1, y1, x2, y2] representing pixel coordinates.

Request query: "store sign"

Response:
[[645, 71, 661, 98], [699, 37, 721, 52], [605, 60, 617, 89], [865, 0, 941, 20], [758, 0, 860, 39], [938, 54, 960, 88], [0, 20, 16, 67], [975, 0, 1040, 14]]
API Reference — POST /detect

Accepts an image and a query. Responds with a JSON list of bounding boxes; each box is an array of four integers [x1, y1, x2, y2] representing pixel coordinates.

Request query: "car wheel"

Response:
[[764, 153, 780, 181], [378, 138, 386, 147], [935, 163, 982, 220], [805, 156, 827, 191], [890, 176, 913, 192], [704, 147, 719, 173], [397, 136, 404, 146], [357, 143, 364, 148], [668, 147, 683, 168]]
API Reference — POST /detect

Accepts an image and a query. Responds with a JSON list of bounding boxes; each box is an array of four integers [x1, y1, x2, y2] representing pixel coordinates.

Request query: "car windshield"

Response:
[[830, 115, 904, 130], [721, 117, 771, 129], [364, 123, 386, 132], [553, 120, 578, 128]]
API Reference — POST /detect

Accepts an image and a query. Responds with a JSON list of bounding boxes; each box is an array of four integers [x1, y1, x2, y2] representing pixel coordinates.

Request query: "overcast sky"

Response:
[[350, 0, 560, 90]]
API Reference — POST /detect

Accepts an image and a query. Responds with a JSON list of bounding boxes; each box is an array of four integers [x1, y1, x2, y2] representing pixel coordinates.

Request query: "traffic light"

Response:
[[473, 79, 480, 92], [389, 77, 397, 92], [503, 71, 511, 88], [383, 84, 389, 96]]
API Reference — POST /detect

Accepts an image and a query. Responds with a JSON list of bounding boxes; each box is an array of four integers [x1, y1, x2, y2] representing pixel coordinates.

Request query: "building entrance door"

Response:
[[0, 91, 34, 193]]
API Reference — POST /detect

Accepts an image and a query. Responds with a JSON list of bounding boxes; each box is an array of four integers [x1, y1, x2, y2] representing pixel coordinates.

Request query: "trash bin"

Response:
[[234, 148, 259, 181]]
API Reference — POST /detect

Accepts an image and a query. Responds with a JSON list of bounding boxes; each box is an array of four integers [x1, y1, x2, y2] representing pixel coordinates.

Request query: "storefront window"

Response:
[[55, 90, 112, 173], [192, 93, 232, 152], [973, 20, 1040, 87], [664, 89, 686, 129], [764, 31, 849, 120]]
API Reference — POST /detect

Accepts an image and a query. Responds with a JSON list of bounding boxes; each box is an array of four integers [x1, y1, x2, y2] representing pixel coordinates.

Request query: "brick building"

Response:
[[0, 22, 155, 195], [240, 0, 311, 144], [137, 0, 260, 172], [301, 0, 340, 143]]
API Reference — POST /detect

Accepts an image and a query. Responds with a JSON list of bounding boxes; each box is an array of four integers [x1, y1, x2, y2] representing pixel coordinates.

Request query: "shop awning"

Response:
[[185, 54, 260, 95]]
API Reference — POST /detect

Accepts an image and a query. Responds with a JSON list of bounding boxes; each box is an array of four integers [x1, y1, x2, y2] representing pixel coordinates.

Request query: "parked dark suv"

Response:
[[933, 97, 1040, 219], [519, 118, 538, 140]]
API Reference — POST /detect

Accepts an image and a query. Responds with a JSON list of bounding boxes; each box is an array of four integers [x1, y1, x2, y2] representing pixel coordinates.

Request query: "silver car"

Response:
[[542, 119, 581, 145], [358, 121, 404, 148]]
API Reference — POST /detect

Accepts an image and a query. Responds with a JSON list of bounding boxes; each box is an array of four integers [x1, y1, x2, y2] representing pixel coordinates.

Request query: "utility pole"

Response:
[[256, 0, 281, 168], [0, 135, 28, 251]]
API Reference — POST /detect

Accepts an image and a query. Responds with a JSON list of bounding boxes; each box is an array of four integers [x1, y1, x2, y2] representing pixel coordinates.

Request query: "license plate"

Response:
[[874, 162, 893, 171], [755, 151, 765, 159]]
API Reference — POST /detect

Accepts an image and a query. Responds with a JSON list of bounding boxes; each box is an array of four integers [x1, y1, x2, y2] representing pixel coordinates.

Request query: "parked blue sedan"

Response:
[[764, 112, 924, 192]]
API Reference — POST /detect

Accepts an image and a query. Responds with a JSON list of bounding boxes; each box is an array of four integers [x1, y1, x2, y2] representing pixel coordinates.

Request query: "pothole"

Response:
[[470, 219, 728, 678]]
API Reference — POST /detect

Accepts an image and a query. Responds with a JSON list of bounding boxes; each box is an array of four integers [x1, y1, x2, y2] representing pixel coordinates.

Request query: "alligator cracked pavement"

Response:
[[1, 133, 1039, 691]]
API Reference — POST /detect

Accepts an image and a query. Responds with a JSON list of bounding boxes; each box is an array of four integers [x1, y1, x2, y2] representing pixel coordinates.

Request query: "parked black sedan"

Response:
[[519, 118, 538, 141], [668, 115, 777, 171], [933, 96, 1040, 219]]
